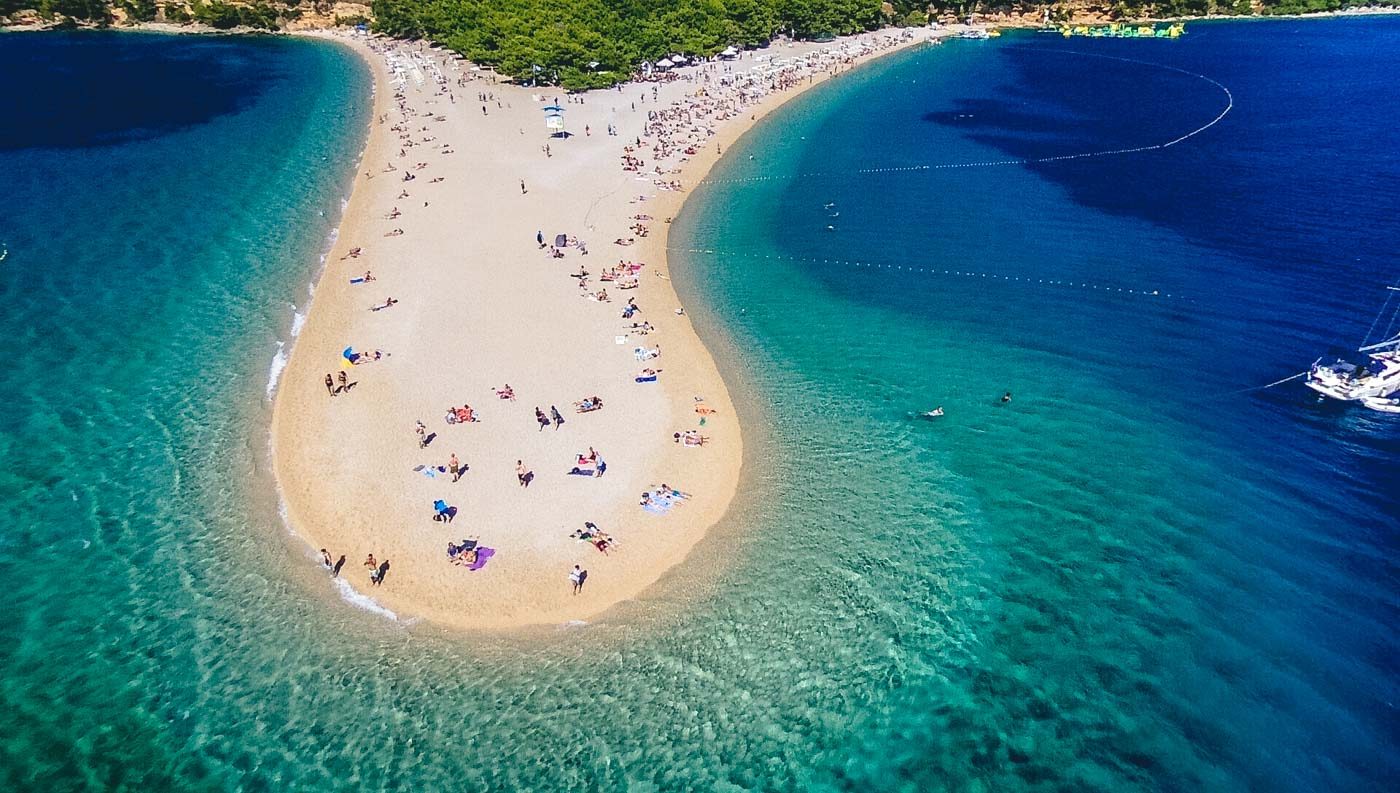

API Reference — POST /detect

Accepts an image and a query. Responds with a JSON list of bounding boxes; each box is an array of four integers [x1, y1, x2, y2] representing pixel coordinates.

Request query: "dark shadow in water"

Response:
[[0, 31, 285, 151]]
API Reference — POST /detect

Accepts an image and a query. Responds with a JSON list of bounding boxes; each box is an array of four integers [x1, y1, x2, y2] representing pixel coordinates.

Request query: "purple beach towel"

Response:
[[468, 547, 496, 571]]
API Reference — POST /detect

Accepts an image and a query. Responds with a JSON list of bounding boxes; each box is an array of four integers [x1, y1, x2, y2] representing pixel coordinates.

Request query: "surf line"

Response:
[[673, 247, 1184, 300], [699, 49, 1234, 187]]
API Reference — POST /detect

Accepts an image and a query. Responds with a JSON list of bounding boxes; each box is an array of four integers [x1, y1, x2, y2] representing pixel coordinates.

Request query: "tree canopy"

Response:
[[370, 0, 912, 88]]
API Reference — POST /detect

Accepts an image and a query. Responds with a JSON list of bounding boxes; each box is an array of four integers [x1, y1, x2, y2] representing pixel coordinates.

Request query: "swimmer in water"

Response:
[[1001, 391, 1012, 404], [922, 407, 944, 418]]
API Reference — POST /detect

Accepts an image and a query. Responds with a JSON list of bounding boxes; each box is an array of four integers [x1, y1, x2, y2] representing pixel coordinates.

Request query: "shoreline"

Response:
[[271, 28, 940, 631]]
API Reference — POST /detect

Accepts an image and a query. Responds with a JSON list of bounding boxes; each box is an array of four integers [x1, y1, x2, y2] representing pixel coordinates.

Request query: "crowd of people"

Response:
[[302, 31, 920, 609]]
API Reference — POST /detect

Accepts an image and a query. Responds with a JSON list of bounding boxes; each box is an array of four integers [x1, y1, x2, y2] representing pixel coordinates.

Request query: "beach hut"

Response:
[[654, 57, 674, 71], [719, 46, 739, 61]]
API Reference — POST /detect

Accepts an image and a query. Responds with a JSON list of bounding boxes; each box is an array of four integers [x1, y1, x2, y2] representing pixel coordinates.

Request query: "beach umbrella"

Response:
[[342, 346, 355, 361], [433, 499, 448, 512], [542, 105, 564, 113], [554, 233, 567, 247], [655, 57, 674, 70]]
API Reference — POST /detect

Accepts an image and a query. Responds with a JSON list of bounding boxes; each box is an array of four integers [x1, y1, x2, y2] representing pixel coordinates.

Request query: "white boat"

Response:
[[1306, 284, 1400, 403], [1361, 395, 1400, 413]]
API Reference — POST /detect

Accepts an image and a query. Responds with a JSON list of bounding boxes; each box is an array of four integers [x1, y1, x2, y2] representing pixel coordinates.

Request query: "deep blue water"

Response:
[[1, 21, 1396, 792]]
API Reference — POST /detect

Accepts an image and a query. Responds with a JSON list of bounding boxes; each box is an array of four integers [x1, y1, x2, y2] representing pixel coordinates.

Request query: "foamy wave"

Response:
[[333, 577, 399, 621], [266, 340, 287, 401], [290, 307, 307, 337]]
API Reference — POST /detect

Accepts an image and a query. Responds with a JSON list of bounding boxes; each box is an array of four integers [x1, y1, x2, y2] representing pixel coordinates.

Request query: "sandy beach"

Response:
[[273, 26, 942, 630]]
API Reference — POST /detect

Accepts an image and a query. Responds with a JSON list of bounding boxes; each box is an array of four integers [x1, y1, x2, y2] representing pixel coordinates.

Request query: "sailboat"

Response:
[[1306, 283, 1400, 409]]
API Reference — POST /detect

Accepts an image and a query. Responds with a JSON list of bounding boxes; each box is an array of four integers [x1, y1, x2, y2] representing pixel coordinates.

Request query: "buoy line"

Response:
[[671, 247, 1185, 300], [698, 49, 1234, 187]]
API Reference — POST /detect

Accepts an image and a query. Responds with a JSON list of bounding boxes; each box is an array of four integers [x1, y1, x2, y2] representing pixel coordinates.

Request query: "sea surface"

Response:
[[2, 21, 1397, 792]]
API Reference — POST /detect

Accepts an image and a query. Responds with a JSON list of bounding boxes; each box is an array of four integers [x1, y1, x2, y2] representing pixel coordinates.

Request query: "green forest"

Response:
[[367, 0, 1394, 87], [3, 0, 1395, 86]]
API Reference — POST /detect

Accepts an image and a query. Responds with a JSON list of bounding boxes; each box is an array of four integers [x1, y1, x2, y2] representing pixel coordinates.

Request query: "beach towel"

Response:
[[568, 467, 597, 476], [468, 547, 495, 571], [642, 502, 669, 515], [350, 277, 365, 284], [635, 375, 657, 383]]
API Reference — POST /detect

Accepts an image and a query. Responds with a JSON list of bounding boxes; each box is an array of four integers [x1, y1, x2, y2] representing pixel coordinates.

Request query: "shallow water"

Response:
[[1, 22, 1396, 792]]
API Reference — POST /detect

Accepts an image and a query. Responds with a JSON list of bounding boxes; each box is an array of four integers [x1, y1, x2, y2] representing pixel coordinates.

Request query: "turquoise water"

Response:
[[3, 22, 1397, 792]]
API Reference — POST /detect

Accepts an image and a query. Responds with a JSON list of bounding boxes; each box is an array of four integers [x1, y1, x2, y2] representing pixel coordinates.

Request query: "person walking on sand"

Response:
[[535, 407, 551, 432], [570, 564, 583, 595], [338, 371, 348, 392], [320, 549, 332, 568], [516, 459, 531, 487], [332, 555, 346, 577], [324, 374, 335, 397], [521, 179, 527, 195], [415, 421, 428, 448], [537, 230, 544, 248], [373, 559, 390, 586], [550, 405, 565, 430]]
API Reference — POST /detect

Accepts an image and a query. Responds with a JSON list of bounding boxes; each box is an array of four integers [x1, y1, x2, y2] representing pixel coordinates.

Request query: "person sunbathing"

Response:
[[494, 385, 515, 401], [370, 297, 398, 311]]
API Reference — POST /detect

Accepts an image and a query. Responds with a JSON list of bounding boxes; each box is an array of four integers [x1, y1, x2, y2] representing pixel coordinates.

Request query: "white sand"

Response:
[[274, 27, 940, 630]]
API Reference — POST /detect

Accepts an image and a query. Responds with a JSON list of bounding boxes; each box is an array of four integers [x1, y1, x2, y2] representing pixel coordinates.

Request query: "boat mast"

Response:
[[1357, 285, 1400, 353]]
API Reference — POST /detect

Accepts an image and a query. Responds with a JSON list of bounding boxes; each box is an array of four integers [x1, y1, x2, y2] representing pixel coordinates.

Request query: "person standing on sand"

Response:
[[320, 549, 332, 568], [324, 374, 335, 397], [415, 421, 428, 448], [550, 405, 565, 430], [521, 179, 527, 195], [373, 559, 390, 586], [338, 371, 348, 393], [570, 565, 583, 595], [517, 460, 532, 488], [449, 453, 461, 482], [332, 555, 346, 577], [535, 407, 551, 432]]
